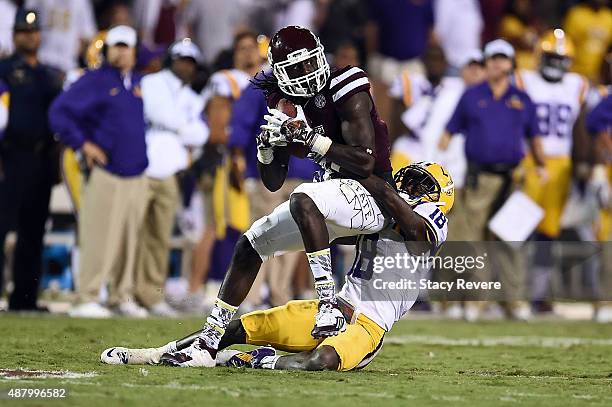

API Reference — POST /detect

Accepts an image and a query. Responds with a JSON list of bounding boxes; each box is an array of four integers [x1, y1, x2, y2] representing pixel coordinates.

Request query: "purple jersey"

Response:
[[267, 66, 392, 177]]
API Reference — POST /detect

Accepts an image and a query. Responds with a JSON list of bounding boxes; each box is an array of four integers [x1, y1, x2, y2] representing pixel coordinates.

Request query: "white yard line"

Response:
[[0, 369, 97, 380]]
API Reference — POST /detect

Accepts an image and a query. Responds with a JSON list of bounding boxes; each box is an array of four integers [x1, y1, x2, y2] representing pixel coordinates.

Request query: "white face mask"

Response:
[[272, 45, 330, 97]]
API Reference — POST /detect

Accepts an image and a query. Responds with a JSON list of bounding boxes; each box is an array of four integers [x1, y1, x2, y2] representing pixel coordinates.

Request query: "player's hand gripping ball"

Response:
[[277, 99, 310, 158]]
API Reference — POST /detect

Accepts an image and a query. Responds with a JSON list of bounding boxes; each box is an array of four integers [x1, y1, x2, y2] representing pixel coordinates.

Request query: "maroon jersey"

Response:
[[267, 66, 392, 178]]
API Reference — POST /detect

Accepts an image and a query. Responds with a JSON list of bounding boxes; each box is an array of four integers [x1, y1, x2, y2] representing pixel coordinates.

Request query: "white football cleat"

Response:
[[159, 340, 215, 368], [101, 347, 130, 365], [101, 341, 178, 365], [311, 301, 347, 338]]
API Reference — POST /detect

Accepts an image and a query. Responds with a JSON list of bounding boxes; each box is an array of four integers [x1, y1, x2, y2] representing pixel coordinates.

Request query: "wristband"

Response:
[[311, 135, 332, 156], [593, 164, 608, 183], [257, 148, 274, 165]]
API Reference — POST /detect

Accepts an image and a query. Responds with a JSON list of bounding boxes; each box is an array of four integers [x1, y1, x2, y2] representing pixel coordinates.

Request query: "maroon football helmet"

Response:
[[268, 26, 330, 97]]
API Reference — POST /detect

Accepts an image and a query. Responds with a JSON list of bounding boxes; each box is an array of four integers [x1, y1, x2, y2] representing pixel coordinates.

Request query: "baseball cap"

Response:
[[460, 49, 484, 67], [484, 39, 515, 59], [13, 9, 40, 32], [106, 25, 137, 47], [169, 38, 202, 63]]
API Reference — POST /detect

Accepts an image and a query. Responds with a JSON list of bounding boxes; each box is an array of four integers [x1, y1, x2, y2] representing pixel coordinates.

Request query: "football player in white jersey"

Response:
[[102, 162, 454, 371], [515, 29, 590, 311], [388, 44, 449, 169]]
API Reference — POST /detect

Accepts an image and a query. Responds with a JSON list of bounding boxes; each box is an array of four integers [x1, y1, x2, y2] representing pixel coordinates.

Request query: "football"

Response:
[[276, 98, 309, 158], [276, 98, 298, 118]]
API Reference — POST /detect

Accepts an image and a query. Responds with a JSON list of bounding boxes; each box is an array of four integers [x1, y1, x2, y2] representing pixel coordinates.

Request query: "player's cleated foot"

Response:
[[159, 339, 215, 368], [100, 341, 178, 365], [218, 347, 276, 368], [311, 301, 347, 338], [101, 347, 130, 365]]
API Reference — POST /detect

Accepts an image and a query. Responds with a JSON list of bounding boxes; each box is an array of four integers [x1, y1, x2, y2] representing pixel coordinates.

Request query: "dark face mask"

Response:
[[540, 54, 571, 82]]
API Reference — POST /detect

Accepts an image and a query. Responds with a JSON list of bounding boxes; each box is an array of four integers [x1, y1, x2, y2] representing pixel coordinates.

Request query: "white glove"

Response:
[[261, 107, 290, 146], [256, 131, 274, 164]]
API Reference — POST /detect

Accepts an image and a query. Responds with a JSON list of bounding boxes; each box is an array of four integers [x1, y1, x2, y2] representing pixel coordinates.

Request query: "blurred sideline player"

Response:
[[514, 29, 589, 312], [389, 46, 486, 186], [388, 44, 448, 170], [102, 162, 454, 371], [159, 25, 394, 367], [184, 32, 264, 312]]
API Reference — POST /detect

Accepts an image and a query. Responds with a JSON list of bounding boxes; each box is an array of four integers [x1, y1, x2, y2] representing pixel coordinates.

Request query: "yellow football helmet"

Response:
[[394, 161, 455, 214], [538, 29, 575, 59], [537, 29, 575, 81]]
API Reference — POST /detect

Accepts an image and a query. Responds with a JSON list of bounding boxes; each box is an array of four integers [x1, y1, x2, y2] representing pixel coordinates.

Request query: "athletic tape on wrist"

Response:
[[311, 136, 332, 156], [257, 148, 274, 164]]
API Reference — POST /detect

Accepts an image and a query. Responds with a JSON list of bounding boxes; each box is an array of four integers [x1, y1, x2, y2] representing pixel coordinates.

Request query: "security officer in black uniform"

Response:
[[0, 9, 62, 311]]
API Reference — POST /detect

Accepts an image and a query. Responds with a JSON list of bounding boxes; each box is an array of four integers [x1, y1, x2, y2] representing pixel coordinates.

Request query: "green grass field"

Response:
[[0, 314, 611, 407]]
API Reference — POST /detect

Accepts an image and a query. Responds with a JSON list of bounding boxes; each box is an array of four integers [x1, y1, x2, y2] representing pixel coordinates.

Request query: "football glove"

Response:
[[256, 131, 274, 165], [261, 107, 290, 146]]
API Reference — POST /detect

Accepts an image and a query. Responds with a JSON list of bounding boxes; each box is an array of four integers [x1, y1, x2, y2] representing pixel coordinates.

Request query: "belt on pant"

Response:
[[466, 161, 516, 219]]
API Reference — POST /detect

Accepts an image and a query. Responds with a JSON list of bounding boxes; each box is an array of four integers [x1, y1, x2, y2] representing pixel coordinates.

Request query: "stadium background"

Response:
[[0, 0, 611, 322]]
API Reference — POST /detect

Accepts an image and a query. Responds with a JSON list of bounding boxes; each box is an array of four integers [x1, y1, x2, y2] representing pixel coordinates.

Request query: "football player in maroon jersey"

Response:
[[161, 26, 395, 368]]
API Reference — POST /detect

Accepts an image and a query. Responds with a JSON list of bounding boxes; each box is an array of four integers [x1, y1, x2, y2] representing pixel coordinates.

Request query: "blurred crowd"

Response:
[[0, 0, 611, 322]]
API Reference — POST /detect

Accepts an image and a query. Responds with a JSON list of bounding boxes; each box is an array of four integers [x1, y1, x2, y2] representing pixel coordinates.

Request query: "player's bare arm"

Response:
[[324, 92, 376, 178], [358, 174, 428, 242], [528, 136, 547, 168], [277, 92, 377, 179]]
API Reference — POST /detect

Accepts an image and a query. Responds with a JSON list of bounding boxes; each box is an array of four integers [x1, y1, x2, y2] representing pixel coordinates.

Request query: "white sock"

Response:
[[259, 355, 281, 369], [307, 248, 335, 302], [199, 298, 238, 350]]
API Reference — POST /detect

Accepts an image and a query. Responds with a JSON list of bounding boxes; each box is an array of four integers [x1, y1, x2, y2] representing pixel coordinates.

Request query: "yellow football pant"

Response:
[[522, 155, 572, 238], [240, 300, 385, 371]]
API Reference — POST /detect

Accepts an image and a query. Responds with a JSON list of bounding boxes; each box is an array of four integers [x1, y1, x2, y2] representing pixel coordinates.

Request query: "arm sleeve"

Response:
[[445, 91, 467, 134], [48, 72, 100, 150]]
